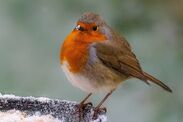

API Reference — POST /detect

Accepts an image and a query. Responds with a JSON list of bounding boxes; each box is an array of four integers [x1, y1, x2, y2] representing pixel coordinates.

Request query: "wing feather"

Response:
[[91, 31, 171, 92], [93, 40, 149, 84]]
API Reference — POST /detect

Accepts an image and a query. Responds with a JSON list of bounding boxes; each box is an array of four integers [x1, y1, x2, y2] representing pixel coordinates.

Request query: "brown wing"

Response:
[[93, 35, 172, 92], [94, 38, 149, 84]]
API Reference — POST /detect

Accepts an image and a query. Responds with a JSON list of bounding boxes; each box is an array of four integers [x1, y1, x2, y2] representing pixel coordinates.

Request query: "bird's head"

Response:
[[60, 12, 111, 72], [71, 12, 112, 43]]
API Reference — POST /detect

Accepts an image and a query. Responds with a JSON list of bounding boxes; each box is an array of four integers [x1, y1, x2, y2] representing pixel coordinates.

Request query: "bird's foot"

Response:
[[92, 107, 107, 120], [75, 102, 93, 120]]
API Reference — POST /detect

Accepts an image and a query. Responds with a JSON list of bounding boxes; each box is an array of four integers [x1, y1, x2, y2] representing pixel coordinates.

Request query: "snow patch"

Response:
[[0, 110, 63, 122]]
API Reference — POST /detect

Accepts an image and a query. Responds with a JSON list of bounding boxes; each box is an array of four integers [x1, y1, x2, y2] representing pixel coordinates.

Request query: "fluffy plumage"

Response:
[[60, 12, 172, 93]]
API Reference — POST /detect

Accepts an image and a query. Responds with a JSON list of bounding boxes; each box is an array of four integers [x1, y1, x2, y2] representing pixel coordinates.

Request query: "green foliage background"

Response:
[[0, 0, 182, 121]]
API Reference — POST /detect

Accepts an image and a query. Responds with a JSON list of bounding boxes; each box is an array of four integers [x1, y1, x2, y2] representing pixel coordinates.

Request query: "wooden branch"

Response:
[[0, 94, 107, 122]]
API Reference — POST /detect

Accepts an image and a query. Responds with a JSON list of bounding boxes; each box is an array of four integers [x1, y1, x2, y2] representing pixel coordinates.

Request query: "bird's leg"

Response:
[[79, 93, 92, 106], [76, 93, 92, 120], [93, 90, 114, 119]]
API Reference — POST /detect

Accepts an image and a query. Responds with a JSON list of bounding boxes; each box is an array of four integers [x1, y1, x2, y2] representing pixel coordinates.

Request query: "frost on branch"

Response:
[[0, 94, 107, 122]]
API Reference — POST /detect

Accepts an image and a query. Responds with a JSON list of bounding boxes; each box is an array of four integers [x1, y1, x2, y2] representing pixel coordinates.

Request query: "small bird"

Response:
[[60, 12, 172, 118]]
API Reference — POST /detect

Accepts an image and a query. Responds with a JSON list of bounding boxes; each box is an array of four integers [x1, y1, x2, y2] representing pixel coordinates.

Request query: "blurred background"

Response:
[[0, 0, 182, 121]]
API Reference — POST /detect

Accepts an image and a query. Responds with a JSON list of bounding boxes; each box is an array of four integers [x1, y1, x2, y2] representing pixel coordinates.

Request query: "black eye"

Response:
[[92, 26, 98, 31], [75, 25, 84, 31]]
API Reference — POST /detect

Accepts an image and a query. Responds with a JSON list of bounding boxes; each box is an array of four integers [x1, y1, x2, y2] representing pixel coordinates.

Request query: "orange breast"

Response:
[[60, 30, 106, 73]]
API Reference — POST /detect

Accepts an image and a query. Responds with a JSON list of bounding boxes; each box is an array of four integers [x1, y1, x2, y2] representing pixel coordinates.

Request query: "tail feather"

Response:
[[143, 72, 172, 92]]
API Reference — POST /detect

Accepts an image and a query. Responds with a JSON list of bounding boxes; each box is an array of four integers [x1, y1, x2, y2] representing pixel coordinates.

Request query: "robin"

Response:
[[60, 12, 172, 118]]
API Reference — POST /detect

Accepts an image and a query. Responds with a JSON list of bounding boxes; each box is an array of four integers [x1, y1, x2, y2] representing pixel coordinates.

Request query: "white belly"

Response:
[[61, 62, 98, 93]]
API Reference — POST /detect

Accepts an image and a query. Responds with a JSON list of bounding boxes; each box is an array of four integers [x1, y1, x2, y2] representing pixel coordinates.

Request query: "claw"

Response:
[[76, 102, 93, 110], [84, 102, 93, 107], [75, 102, 93, 121], [92, 107, 107, 120]]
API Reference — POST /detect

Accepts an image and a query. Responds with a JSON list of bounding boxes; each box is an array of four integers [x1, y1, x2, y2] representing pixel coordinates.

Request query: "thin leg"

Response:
[[96, 90, 114, 109], [93, 90, 114, 119], [77, 93, 92, 121], [80, 93, 92, 104]]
